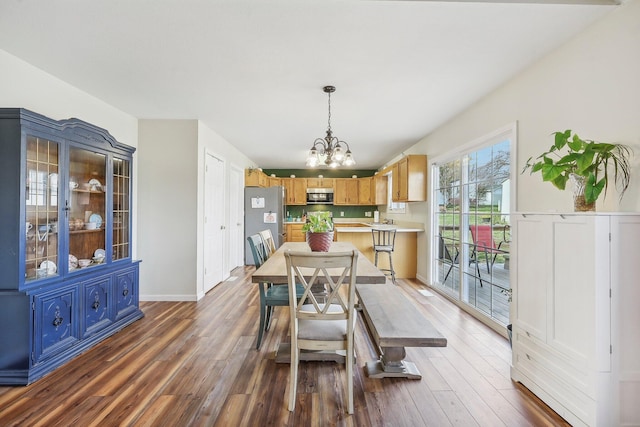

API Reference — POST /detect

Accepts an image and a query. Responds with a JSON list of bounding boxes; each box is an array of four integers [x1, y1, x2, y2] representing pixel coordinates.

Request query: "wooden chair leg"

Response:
[[288, 342, 298, 411], [265, 305, 274, 331], [256, 303, 266, 350], [347, 338, 354, 414]]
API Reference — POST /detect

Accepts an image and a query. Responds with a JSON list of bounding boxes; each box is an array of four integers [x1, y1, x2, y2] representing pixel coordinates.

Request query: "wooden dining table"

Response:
[[251, 241, 387, 363], [251, 241, 387, 285]]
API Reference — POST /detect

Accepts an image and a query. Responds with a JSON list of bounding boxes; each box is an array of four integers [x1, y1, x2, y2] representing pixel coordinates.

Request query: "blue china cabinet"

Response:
[[0, 108, 143, 385]]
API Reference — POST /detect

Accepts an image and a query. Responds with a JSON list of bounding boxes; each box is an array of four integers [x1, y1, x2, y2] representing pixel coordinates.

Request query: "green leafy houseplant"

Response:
[[302, 212, 334, 251], [523, 130, 632, 211], [301, 211, 334, 233]]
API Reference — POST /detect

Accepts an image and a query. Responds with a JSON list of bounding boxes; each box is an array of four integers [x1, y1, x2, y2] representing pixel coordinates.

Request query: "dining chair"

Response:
[[247, 234, 303, 350], [259, 229, 277, 256], [247, 234, 289, 350], [371, 228, 397, 283], [284, 249, 358, 414]]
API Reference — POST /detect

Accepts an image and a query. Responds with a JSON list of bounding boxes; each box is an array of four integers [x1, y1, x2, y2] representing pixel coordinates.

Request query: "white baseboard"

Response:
[[140, 294, 199, 302]]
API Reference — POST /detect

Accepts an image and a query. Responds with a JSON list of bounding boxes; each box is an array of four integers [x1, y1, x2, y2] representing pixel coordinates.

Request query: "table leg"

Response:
[[365, 346, 422, 379]]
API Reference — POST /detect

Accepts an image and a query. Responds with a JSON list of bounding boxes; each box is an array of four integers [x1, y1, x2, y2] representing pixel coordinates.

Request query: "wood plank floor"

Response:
[[0, 266, 570, 427]]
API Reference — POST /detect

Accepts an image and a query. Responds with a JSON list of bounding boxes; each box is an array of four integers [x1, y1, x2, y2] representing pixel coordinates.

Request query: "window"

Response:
[[431, 124, 515, 326], [386, 172, 405, 213]]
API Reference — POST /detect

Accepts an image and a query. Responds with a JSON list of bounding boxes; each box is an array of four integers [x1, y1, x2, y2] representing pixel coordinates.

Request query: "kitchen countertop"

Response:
[[285, 219, 423, 232], [335, 224, 423, 233]]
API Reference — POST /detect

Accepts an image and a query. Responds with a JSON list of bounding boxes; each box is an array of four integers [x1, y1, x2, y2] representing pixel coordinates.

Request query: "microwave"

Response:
[[306, 188, 334, 205]]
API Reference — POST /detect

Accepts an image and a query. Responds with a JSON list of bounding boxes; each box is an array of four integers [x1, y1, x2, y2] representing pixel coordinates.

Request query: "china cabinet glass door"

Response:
[[25, 136, 59, 281], [67, 146, 106, 270], [112, 157, 130, 260]]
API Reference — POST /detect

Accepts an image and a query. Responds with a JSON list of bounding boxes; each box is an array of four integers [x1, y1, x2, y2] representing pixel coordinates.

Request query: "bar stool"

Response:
[[371, 228, 397, 283]]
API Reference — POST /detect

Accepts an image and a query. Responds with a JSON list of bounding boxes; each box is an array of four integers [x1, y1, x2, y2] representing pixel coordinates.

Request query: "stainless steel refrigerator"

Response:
[[244, 186, 286, 265]]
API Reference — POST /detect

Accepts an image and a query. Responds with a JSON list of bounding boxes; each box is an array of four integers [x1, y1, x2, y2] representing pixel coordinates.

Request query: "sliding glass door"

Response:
[[432, 126, 514, 325]]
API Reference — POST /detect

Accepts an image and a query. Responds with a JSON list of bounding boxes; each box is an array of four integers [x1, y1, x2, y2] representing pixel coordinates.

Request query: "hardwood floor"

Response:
[[0, 266, 570, 427]]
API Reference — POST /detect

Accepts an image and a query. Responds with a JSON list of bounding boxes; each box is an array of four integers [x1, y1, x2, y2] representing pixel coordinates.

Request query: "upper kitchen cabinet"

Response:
[[390, 155, 427, 202], [282, 177, 307, 205], [373, 174, 388, 205], [358, 177, 373, 205], [306, 177, 334, 189], [245, 168, 268, 187], [334, 178, 359, 205], [0, 108, 142, 385]]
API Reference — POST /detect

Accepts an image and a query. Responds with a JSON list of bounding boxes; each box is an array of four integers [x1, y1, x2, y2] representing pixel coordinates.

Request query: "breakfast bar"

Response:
[[333, 222, 423, 279]]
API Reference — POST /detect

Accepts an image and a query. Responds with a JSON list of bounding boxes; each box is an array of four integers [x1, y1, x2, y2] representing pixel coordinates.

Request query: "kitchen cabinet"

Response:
[[282, 178, 307, 205], [306, 177, 334, 189], [334, 178, 359, 205], [0, 108, 143, 385], [391, 155, 427, 202], [286, 223, 305, 242], [268, 176, 281, 187], [358, 177, 373, 205], [245, 168, 268, 187], [372, 174, 388, 205], [511, 213, 640, 427]]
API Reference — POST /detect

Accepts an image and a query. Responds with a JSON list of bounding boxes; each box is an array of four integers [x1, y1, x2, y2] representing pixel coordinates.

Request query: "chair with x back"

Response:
[[259, 229, 277, 256], [285, 249, 359, 414]]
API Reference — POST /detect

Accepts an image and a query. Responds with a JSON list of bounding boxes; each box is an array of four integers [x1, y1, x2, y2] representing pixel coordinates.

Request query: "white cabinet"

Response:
[[511, 213, 640, 427]]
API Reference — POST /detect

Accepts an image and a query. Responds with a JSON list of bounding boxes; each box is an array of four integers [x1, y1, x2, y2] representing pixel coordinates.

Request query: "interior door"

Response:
[[204, 152, 225, 293], [229, 165, 244, 270]]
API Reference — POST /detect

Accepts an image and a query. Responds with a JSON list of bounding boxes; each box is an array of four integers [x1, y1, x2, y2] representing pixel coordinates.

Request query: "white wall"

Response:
[[0, 50, 138, 148], [138, 120, 199, 300], [138, 120, 254, 301], [405, 0, 640, 282], [0, 49, 140, 258]]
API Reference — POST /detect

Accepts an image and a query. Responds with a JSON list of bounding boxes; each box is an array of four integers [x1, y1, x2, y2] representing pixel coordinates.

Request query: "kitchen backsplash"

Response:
[[286, 205, 376, 220]]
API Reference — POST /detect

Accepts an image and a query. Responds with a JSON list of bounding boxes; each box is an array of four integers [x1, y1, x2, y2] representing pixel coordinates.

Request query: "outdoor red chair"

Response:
[[469, 224, 508, 275]]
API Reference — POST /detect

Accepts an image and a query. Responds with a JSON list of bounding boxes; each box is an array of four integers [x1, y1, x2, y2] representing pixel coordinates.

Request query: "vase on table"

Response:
[[306, 231, 334, 252]]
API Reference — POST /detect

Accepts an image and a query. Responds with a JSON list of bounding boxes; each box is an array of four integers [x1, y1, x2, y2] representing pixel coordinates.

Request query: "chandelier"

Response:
[[306, 86, 355, 168]]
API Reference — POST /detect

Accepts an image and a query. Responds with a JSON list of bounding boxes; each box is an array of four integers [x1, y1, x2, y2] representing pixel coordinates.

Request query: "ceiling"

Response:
[[0, 1, 619, 169]]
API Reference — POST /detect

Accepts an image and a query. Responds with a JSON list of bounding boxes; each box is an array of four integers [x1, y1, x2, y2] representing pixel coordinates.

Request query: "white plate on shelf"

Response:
[[40, 260, 57, 274], [94, 248, 106, 258], [69, 254, 78, 270], [89, 213, 103, 228]]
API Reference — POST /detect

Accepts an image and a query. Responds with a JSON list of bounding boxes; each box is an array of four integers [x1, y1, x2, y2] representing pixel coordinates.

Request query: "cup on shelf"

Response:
[[78, 259, 92, 268], [85, 222, 98, 230]]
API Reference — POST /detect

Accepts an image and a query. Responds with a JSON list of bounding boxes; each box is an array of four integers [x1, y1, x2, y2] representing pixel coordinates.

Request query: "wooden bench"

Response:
[[356, 283, 447, 379]]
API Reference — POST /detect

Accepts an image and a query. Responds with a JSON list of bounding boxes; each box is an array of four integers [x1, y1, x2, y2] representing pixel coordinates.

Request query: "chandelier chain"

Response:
[[327, 90, 332, 133]]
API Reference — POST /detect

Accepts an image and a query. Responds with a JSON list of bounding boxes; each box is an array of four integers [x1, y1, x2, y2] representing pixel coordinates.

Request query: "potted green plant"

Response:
[[302, 211, 334, 252], [523, 130, 632, 211]]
